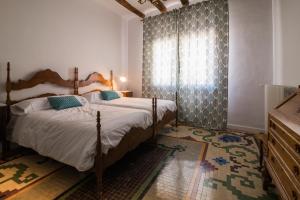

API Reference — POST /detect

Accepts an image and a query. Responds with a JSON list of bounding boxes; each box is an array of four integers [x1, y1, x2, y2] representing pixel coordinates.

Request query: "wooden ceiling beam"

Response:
[[115, 0, 145, 18], [180, 0, 189, 6], [151, 0, 167, 13]]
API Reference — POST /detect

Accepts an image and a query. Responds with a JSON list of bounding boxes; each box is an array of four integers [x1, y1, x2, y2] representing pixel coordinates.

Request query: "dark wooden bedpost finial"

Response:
[[74, 67, 79, 95], [6, 62, 11, 106], [110, 70, 113, 90], [95, 111, 103, 199], [4, 62, 12, 159]]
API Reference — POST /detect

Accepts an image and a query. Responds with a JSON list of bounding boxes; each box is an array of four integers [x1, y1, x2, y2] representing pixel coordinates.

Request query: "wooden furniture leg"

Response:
[[263, 167, 272, 191], [95, 111, 103, 199], [152, 97, 157, 139], [254, 133, 267, 170]]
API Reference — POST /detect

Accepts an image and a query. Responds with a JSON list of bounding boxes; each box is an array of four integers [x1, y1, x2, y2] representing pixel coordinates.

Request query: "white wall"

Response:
[[273, 0, 300, 87], [0, 0, 125, 102], [127, 0, 273, 132], [128, 18, 143, 97], [228, 0, 273, 132]]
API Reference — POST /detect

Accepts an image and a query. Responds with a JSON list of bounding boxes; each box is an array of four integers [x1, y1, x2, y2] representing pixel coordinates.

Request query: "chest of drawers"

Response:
[[264, 90, 300, 200]]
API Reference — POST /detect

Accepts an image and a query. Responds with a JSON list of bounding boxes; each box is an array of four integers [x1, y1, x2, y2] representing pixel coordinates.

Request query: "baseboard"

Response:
[[227, 124, 265, 134]]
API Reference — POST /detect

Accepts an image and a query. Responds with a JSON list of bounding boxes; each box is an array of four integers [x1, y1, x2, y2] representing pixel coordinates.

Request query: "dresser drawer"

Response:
[[268, 147, 300, 200], [269, 132, 300, 186], [269, 118, 300, 162]]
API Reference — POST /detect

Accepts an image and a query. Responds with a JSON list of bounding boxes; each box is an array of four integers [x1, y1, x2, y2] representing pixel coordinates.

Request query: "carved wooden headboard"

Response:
[[6, 62, 76, 105], [75, 67, 113, 94]]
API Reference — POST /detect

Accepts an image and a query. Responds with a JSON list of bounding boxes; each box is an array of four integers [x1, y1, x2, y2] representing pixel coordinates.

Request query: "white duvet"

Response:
[[97, 97, 177, 121], [9, 104, 152, 171]]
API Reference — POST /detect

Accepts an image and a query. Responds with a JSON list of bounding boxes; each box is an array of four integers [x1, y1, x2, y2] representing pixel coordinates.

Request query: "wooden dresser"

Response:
[[264, 90, 300, 200]]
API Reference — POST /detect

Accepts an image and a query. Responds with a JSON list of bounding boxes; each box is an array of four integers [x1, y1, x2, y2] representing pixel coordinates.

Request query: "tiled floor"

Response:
[[149, 125, 278, 200]]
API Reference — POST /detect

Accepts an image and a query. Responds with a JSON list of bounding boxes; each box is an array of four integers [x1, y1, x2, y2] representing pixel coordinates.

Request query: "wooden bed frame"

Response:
[[4, 62, 158, 199], [74, 67, 178, 128]]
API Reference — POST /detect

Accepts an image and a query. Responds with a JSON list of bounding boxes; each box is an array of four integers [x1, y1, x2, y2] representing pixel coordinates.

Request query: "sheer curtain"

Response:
[[142, 11, 178, 100], [142, 0, 229, 130], [177, 1, 229, 129]]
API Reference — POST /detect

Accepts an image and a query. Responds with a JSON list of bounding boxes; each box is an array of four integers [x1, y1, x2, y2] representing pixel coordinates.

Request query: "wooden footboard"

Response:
[[93, 97, 176, 198]]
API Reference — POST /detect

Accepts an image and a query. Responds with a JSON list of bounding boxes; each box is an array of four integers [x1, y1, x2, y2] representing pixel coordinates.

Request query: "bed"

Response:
[[3, 62, 158, 198], [9, 102, 153, 171], [75, 67, 178, 129]]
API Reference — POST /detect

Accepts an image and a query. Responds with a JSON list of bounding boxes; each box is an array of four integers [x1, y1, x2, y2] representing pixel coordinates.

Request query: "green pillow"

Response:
[[101, 91, 120, 101], [48, 96, 82, 110]]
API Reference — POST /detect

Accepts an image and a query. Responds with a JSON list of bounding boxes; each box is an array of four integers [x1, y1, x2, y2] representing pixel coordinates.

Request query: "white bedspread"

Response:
[[99, 97, 177, 121], [9, 104, 152, 171]]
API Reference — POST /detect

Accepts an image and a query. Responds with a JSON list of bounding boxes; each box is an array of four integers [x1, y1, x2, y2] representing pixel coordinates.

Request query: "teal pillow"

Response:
[[101, 91, 120, 101], [48, 96, 82, 110]]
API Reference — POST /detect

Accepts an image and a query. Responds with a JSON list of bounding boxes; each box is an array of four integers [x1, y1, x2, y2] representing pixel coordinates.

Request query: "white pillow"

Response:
[[11, 97, 51, 115], [82, 91, 103, 103], [74, 95, 89, 106]]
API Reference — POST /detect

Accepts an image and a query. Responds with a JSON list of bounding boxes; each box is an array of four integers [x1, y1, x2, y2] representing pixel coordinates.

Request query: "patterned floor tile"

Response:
[[159, 125, 278, 200]]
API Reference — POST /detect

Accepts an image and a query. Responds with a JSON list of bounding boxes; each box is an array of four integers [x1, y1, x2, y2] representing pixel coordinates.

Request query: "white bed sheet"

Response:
[[97, 97, 177, 121], [9, 104, 152, 171]]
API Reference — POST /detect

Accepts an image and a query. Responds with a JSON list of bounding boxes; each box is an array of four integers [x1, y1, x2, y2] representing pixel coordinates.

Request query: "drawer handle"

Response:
[[296, 144, 300, 154], [292, 190, 298, 200], [294, 166, 300, 177]]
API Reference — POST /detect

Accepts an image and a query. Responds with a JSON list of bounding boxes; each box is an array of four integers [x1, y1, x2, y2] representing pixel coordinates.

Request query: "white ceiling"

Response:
[[98, 0, 203, 19]]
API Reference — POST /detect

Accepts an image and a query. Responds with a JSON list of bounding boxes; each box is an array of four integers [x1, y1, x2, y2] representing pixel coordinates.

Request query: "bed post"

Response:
[[95, 111, 103, 199], [6, 62, 11, 106], [175, 91, 178, 127], [3, 62, 11, 159], [110, 70, 113, 90], [152, 97, 157, 138], [152, 98, 155, 138], [155, 97, 157, 130], [74, 67, 79, 95]]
